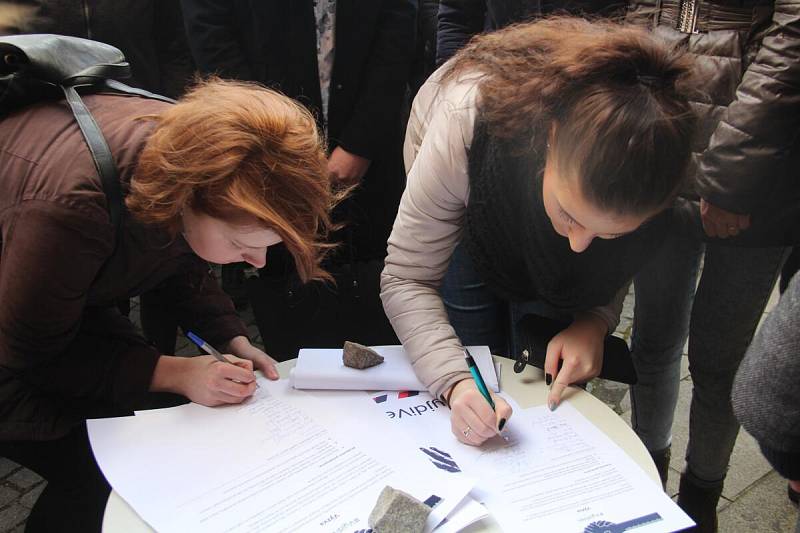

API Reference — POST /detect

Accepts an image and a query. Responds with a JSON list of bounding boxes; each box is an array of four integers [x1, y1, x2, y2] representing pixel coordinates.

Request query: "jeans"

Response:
[[440, 243, 570, 359], [631, 230, 787, 483]]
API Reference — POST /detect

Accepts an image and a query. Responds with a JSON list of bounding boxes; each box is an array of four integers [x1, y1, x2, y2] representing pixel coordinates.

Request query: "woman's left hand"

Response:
[[544, 313, 606, 410], [223, 336, 280, 380]]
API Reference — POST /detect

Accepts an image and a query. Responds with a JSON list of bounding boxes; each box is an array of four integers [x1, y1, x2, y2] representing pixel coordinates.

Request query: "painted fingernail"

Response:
[[548, 400, 556, 411], [545, 373, 552, 386], [498, 418, 507, 432]]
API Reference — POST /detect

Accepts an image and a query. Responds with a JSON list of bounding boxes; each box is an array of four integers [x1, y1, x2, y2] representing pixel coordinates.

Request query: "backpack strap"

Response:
[[59, 81, 175, 252], [61, 85, 124, 243]]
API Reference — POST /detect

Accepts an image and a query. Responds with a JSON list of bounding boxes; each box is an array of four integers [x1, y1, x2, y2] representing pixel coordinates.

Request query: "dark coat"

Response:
[[9, 0, 194, 98], [0, 94, 247, 441], [628, 0, 800, 245], [436, 0, 626, 65], [181, 0, 417, 260]]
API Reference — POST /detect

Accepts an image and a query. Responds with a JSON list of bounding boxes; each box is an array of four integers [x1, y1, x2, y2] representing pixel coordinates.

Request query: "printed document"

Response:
[[88, 380, 474, 533], [357, 389, 695, 532]]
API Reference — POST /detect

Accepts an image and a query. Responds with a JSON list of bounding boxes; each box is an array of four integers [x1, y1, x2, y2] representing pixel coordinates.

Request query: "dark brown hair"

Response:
[[127, 78, 344, 282], [442, 17, 696, 216]]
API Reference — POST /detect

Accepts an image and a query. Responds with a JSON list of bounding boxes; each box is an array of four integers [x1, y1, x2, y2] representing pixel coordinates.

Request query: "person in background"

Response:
[[409, 0, 440, 98], [625, 0, 800, 528], [0, 78, 339, 532], [732, 271, 800, 533], [435, 0, 625, 66], [382, 17, 696, 447], [181, 0, 417, 357], [4, 0, 193, 98]]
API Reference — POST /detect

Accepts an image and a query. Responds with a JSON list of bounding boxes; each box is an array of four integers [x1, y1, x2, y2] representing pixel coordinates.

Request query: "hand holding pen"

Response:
[[447, 348, 513, 446], [181, 331, 261, 405]]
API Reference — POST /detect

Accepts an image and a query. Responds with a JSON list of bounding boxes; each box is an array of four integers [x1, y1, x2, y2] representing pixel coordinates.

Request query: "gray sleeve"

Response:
[[732, 273, 800, 456]]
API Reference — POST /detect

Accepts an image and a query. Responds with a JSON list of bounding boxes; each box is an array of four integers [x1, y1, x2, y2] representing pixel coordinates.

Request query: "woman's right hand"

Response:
[[447, 379, 512, 446], [151, 355, 258, 406]]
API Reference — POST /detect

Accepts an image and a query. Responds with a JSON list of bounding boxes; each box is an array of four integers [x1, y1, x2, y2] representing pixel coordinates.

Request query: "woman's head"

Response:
[[127, 78, 341, 281], [443, 17, 696, 251]]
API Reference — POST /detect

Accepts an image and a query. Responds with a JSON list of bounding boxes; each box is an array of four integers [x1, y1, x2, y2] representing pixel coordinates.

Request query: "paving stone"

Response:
[[0, 459, 19, 478], [246, 322, 260, 341], [724, 427, 773, 501], [0, 486, 20, 508], [679, 354, 690, 380], [718, 470, 798, 533], [664, 379, 773, 501], [6, 469, 42, 491], [764, 283, 781, 313], [666, 466, 680, 499], [0, 504, 29, 532], [18, 483, 45, 509]]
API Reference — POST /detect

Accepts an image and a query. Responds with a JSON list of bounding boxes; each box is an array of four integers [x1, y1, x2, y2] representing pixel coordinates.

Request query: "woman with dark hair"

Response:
[[0, 78, 340, 531], [381, 17, 696, 446]]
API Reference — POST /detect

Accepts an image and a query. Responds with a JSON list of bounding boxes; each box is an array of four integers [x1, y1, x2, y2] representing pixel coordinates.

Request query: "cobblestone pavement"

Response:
[[2, 281, 797, 532]]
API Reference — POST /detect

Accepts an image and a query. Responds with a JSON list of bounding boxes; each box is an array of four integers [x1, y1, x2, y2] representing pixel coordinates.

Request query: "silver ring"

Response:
[[462, 426, 472, 438]]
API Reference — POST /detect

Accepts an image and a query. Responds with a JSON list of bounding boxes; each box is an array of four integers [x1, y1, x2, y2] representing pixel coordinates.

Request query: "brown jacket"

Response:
[[0, 93, 247, 441], [628, 0, 800, 245]]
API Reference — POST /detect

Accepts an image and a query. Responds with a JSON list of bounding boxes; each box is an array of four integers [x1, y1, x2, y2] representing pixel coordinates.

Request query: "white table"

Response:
[[103, 357, 658, 532]]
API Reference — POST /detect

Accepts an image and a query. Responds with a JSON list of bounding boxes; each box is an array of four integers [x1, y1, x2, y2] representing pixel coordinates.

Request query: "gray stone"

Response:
[[368, 486, 430, 533], [342, 341, 384, 369]]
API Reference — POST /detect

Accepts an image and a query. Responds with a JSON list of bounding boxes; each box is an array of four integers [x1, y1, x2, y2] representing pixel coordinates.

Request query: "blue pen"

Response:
[[464, 348, 495, 410], [187, 331, 258, 387], [187, 331, 232, 364]]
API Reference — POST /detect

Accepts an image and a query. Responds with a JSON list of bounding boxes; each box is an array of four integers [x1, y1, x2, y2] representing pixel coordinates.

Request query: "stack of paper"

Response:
[[290, 345, 499, 393], [89, 380, 478, 533]]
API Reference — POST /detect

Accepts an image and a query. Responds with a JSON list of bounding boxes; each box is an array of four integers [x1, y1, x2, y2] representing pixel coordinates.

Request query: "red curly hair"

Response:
[[126, 78, 344, 282]]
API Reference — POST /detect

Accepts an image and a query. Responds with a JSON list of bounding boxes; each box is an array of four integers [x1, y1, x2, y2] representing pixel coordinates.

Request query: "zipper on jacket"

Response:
[[677, 0, 699, 33], [82, 0, 93, 39]]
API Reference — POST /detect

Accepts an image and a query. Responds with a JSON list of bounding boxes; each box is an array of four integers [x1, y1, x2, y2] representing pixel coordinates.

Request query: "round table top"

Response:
[[103, 357, 658, 532]]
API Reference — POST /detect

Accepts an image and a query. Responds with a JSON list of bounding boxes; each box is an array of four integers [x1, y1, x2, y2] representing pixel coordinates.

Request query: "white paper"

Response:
[[363, 390, 695, 533], [89, 380, 475, 533], [433, 497, 489, 533], [290, 345, 499, 393]]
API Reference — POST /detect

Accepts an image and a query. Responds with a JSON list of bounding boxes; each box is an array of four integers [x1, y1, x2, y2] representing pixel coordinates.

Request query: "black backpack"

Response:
[[0, 34, 174, 242]]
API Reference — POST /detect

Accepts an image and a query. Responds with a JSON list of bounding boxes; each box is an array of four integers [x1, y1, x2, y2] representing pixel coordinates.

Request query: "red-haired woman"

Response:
[[381, 18, 696, 448], [0, 79, 339, 531]]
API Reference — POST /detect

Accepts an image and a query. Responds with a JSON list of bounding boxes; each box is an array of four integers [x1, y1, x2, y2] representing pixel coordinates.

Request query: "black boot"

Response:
[[650, 446, 671, 490], [677, 471, 723, 533]]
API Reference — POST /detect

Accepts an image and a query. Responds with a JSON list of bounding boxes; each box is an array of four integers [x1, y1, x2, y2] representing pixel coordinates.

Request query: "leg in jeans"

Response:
[[630, 230, 703, 453], [440, 243, 510, 356], [686, 243, 788, 484], [0, 424, 110, 533]]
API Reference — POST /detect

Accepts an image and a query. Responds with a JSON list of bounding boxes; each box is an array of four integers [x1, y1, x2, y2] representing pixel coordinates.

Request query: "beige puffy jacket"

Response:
[[380, 66, 624, 399]]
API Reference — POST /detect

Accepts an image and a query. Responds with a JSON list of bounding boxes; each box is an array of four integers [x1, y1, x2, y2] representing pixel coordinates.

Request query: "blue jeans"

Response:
[[631, 231, 787, 483], [440, 243, 570, 359]]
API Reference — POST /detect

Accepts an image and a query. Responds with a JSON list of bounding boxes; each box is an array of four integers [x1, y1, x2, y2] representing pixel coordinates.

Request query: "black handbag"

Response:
[[0, 34, 173, 245], [514, 314, 638, 384]]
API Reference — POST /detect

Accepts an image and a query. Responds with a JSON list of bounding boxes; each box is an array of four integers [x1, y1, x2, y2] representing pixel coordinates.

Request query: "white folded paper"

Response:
[[290, 345, 499, 393]]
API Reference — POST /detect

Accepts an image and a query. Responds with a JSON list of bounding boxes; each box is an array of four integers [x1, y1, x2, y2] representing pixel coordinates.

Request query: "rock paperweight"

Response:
[[342, 341, 384, 369], [368, 485, 430, 533]]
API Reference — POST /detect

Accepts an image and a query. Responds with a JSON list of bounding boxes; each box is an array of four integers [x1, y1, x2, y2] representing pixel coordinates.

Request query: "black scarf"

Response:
[[462, 120, 673, 311]]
